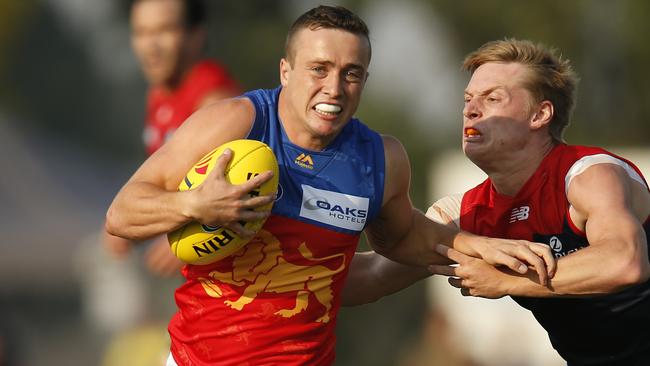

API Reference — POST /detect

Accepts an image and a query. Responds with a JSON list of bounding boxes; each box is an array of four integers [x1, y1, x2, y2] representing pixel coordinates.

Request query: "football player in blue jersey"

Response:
[[106, 7, 555, 366]]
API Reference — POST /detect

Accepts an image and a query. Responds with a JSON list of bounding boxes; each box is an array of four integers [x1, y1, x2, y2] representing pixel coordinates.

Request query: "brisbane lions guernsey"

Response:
[[144, 59, 239, 156], [459, 144, 650, 365], [168, 87, 385, 366]]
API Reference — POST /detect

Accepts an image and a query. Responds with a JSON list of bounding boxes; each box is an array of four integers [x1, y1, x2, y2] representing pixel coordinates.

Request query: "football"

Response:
[[168, 139, 279, 265]]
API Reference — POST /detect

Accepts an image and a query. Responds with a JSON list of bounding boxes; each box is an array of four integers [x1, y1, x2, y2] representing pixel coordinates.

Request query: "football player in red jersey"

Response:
[[427, 39, 650, 365], [103, 0, 240, 276], [107, 7, 555, 365]]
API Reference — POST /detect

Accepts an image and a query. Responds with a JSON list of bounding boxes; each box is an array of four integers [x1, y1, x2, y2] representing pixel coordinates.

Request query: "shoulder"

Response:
[[171, 97, 255, 146], [565, 151, 648, 197], [380, 135, 410, 204], [566, 153, 649, 218], [381, 135, 409, 171], [193, 59, 233, 77]]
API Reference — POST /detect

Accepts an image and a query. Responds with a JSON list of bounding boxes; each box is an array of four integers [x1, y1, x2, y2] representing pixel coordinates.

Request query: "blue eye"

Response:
[[345, 70, 362, 82]]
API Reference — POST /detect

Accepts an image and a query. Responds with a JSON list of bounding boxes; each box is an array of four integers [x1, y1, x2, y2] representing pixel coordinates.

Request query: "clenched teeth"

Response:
[[315, 103, 342, 114]]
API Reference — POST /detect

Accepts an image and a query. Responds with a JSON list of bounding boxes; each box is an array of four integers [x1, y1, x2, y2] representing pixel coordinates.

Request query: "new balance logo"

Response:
[[509, 206, 530, 223], [294, 153, 314, 170]]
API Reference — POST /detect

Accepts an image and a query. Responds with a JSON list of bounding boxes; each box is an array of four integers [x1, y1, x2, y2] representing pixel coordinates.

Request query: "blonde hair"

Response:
[[463, 38, 578, 143]]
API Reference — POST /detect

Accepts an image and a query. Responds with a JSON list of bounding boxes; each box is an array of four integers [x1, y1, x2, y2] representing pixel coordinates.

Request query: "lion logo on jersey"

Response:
[[198, 229, 346, 323]]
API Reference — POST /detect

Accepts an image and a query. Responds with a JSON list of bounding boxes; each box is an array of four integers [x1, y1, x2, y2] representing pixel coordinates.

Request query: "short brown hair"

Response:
[[130, 0, 206, 28], [463, 38, 578, 143], [284, 5, 371, 64]]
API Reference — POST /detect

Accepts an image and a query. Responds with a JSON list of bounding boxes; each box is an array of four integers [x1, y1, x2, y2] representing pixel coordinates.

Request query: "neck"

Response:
[[159, 56, 200, 92], [478, 139, 556, 196]]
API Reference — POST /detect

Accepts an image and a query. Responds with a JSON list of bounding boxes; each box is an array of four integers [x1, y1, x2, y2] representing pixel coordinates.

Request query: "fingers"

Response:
[[489, 246, 550, 286], [240, 192, 276, 210], [448, 277, 472, 297], [434, 244, 470, 264], [448, 277, 461, 288], [239, 170, 275, 193], [428, 264, 458, 277], [529, 242, 557, 278], [103, 233, 134, 259], [511, 245, 549, 285], [486, 247, 527, 275], [224, 222, 257, 239], [212, 148, 234, 177], [144, 240, 183, 277]]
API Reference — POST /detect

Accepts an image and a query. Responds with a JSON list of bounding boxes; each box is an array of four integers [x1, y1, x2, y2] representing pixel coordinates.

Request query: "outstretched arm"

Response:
[[341, 252, 431, 306], [431, 163, 650, 298], [341, 193, 465, 306], [365, 136, 555, 281], [106, 98, 275, 241]]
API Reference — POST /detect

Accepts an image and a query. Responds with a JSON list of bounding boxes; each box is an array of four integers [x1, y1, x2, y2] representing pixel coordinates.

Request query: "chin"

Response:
[[463, 144, 484, 161]]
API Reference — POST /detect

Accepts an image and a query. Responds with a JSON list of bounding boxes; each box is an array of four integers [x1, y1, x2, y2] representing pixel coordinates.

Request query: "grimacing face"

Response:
[[130, 0, 189, 87], [279, 27, 370, 147], [462, 62, 539, 163]]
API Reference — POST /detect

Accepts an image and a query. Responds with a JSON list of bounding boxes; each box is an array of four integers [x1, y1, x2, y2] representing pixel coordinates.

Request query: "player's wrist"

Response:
[[179, 189, 200, 221], [453, 231, 486, 258]]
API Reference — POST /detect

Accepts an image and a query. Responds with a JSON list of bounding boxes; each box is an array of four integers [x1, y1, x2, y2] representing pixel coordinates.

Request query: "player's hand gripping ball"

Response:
[[168, 139, 279, 265]]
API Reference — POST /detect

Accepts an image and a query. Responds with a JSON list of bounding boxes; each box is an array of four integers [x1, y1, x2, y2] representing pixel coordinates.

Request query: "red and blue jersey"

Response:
[[459, 144, 650, 365], [168, 87, 385, 366]]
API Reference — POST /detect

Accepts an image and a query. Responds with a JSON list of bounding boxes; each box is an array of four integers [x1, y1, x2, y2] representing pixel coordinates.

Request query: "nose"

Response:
[[463, 99, 481, 120], [322, 72, 343, 98]]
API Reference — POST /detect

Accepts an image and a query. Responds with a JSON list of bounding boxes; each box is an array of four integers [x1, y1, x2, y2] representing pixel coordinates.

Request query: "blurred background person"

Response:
[[104, 0, 240, 274], [94, 0, 240, 365]]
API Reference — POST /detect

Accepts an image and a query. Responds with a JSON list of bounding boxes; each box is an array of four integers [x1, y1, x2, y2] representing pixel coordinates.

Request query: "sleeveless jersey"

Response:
[[460, 144, 650, 365], [168, 87, 386, 366], [144, 59, 239, 156]]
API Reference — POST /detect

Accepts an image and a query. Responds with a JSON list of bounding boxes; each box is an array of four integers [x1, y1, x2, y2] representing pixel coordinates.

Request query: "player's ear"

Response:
[[531, 100, 553, 130], [280, 58, 291, 87]]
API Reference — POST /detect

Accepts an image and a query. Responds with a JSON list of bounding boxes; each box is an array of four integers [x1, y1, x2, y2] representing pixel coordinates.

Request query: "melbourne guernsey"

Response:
[[459, 144, 650, 365]]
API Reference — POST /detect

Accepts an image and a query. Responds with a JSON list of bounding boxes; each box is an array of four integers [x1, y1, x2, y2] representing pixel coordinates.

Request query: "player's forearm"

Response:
[[371, 210, 454, 266], [342, 251, 431, 306], [106, 181, 193, 241], [509, 240, 649, 297]]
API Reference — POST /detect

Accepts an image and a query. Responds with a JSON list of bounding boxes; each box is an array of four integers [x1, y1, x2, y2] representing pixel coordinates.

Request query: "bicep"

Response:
[[129, 98, 255, 190], [568, 163, 645, 246], [365, 135, 413, 249]]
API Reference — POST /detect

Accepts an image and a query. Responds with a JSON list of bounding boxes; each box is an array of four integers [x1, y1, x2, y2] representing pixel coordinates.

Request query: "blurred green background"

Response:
[[1, 0, 649, 365]]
